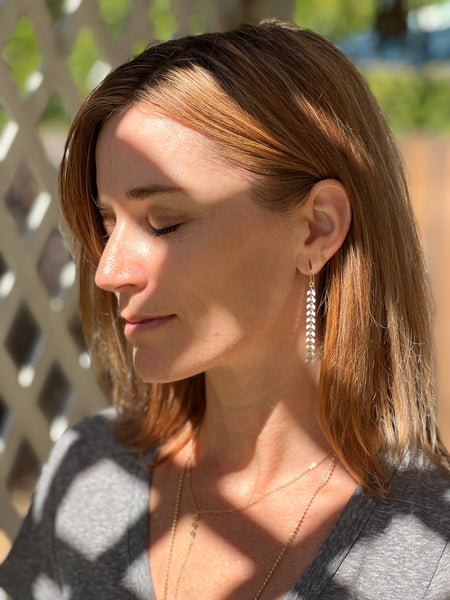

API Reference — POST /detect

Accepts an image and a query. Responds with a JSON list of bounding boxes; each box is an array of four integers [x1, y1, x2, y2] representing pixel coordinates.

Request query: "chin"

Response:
[[131, 347, 203, 384]]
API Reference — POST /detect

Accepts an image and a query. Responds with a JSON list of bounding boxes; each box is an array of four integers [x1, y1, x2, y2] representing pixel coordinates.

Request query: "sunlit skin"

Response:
[[95, 105, 312, 387], [95, 104, 355, 600]]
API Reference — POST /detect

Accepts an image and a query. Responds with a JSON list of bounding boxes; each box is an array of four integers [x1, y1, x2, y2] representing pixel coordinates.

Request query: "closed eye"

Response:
[[93, 195, 183, 239], [152, 224, 181, 237]]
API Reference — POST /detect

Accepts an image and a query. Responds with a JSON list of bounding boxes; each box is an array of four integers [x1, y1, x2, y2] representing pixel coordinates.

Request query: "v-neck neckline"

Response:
[[128, 453, 377, 600]]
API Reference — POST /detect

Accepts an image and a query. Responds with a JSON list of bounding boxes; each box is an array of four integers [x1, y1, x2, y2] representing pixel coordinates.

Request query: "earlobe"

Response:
[[296, 179, 351, 275]]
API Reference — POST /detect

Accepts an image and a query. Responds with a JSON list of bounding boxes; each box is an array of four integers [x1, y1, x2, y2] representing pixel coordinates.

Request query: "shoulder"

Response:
[[307, 460, 450, 599], [33, 409, 131, 504], [348, 459, 450, 598], [386, 457, 450, 533], [359, 457, 450, 555], [42, 410, 153, 564], [57, 407, 122, 458], [43, 406, 159, 479], [0, 410, 155, 599], [34, 408, 154, 521]]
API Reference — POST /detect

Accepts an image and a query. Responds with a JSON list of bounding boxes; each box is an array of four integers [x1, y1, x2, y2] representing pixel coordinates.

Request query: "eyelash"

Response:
[[99, 215, 181, 239], [93, 195, 184, 239], [152, 224, 180, 237]]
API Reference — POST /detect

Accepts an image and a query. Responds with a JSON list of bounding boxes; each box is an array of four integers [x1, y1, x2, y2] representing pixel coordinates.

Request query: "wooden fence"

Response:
[[400, 135, 450, 444]]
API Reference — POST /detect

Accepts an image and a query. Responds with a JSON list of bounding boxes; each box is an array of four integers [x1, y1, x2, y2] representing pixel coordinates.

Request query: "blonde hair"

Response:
[[59, 20, 449, 495]]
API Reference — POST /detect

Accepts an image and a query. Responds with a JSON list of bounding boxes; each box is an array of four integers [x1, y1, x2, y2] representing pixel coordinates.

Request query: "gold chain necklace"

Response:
[[162, 429, 336, 600], [162, 427, 200, 600], [187, 451, 330, 515]]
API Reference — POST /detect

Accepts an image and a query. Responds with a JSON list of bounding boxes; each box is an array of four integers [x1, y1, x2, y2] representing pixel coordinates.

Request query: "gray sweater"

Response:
[[1, 411, 449, 599]]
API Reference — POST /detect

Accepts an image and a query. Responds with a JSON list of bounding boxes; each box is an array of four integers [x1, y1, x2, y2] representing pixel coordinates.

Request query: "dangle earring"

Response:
[[305, 269, 316, 363]]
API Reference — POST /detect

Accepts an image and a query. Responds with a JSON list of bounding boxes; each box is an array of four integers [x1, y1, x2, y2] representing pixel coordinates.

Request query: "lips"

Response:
[[124, 314, 159, 324], [122, 314, 176, 337]]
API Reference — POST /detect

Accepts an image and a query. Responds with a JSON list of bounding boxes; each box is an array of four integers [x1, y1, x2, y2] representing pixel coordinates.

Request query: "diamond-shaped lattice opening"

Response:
[[0, 253, 16, 299], [0, 103, 18, 162], [5, 304, 42, 387], [37, 229, 74, 307], [132, 39, 148, 56], [2, 16, 44, 96], [68, 311, 86, 353], [0, 397, 8, 430], [190, 6, 208, 34], [0, 528, 12, 562], [69, 28, 110, 97], [0, 396, 13, 453], [4, 162, 42, 234], [38, 93, 72, 168], [38, 363, 72, 424], [68, 310, 91, 369], [44, 0, 66, 24], [98, 0, 131, 37], [6, 440, 41, 517], [149, 0, 176, 40], [0, 105, 7, 137]]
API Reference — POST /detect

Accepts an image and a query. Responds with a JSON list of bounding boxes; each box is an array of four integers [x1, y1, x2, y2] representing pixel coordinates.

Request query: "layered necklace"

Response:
[[162, 429, 337, 600]]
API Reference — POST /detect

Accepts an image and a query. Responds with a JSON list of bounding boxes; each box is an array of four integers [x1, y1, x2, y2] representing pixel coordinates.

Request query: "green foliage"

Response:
[[0, 108, 8, 134], [2, 16, 42, 95], [3, 0, 449, 133], [294, 0, 450, 40], [68, 28, 101, 98], [407, 0, 449, 9], [98, 0, 131, 37], [365, 66, 450, 135], [44, 0, 65, 24], [149, 0, 176, 40], [294, 0, 377, 39], [132, 39, 148, 56], [39, 93, 72, 127], [189, 6, 208, 35], [292, 0, 450, 134]]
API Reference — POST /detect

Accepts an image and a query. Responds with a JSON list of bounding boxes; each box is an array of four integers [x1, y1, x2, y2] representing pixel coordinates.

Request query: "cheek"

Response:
[[185, 236, 293, 328]]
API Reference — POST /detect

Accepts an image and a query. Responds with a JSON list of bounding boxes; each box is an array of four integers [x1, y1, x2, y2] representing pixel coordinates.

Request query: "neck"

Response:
[[194, 354, 329, 487]]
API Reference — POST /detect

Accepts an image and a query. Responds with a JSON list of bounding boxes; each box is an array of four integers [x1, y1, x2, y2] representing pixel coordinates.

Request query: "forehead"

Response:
[[99, 104, 216, 154], [95, 104, 233, 191]]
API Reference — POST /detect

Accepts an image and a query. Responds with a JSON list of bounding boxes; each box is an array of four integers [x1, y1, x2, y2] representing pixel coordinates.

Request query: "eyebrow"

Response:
[[125, 183, 187, 200]]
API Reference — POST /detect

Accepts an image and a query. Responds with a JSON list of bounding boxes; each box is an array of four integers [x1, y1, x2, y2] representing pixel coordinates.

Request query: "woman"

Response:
[[1, 19, 449, 600]]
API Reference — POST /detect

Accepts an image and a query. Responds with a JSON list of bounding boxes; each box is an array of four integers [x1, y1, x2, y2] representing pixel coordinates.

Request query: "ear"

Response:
[[295, 179, 351, 275]]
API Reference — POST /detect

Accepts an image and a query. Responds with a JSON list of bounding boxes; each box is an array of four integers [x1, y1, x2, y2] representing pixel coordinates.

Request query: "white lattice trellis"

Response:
[[0, 0, 295, 558]]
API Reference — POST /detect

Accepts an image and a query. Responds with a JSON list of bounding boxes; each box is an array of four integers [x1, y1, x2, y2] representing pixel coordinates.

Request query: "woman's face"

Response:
[[95, 104, 306, 383]]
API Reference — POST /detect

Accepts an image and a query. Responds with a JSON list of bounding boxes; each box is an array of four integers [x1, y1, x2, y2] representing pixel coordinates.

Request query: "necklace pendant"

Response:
[[190, 513, 200, 539]]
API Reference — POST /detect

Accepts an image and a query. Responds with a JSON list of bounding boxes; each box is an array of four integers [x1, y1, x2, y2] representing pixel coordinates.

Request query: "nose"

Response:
[[94, 222, 148, 294]]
